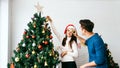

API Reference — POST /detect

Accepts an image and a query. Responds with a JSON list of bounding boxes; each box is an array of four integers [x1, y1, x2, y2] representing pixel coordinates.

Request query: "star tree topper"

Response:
[[35, 2, 43, 12]]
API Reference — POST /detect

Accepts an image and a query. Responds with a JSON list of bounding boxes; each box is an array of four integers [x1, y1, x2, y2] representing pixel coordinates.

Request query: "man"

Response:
[[74, 19, 108, 68]]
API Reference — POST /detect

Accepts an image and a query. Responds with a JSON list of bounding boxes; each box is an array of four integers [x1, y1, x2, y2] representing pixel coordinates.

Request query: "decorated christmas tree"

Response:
[[105, 43, 119, 68], [8, 3, 60, 68]]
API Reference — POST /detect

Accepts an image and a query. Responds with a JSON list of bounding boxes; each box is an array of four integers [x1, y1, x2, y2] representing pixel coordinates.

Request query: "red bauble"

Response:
[[26, 35, 30, 38], [49, 35, 53, 39], [25, 54, 30, 58], [44, 41, 48, 45], [38, 45, 42, 50], [23, 31, 27, 35], [32, 35, 35, 39]]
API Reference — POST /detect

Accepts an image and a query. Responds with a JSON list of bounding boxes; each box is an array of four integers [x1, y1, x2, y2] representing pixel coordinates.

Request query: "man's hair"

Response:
[[79, 19, 94, 32]]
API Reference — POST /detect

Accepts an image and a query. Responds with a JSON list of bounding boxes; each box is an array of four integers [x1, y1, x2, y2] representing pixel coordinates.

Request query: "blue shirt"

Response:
[[85, 33, 108, 68]]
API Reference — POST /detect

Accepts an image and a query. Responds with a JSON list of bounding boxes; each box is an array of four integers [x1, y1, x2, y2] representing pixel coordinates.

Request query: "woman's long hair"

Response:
[[62, 34, 77, 48]]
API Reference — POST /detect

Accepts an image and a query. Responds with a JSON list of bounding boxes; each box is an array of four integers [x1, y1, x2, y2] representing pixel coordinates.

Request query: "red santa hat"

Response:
[[64, 24, 76, 34]]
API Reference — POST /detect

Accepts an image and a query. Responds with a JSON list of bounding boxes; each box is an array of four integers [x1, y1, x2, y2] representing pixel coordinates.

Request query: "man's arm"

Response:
[[76, 35, 86, 45], [80, 61, 96, 68], [73, 31, 86, 46]]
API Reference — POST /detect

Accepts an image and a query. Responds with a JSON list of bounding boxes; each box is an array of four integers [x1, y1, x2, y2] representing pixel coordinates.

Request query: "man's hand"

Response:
[[80, 65, 86, 68], [80, 61, 96, 68]]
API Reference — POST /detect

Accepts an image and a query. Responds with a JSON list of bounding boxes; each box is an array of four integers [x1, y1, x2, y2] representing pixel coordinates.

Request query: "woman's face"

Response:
[[66, 28, 74, 37]]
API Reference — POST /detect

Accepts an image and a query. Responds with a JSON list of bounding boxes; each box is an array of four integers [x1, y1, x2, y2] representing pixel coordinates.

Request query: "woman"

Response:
[[47, 16, 78, 68]]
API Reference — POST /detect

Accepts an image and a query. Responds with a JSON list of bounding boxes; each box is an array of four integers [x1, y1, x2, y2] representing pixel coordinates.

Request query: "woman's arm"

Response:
[[47, 16, 63, 43]]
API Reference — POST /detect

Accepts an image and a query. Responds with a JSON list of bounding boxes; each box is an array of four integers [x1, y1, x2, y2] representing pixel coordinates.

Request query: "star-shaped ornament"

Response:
[[34, 2, 43, 12]]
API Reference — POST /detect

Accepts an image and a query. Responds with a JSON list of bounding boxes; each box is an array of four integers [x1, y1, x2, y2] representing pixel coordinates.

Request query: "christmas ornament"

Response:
[[34, 64, 37, 68], [49, 53, 52, 56], [42, 30, 45, 33], [23, 31, 27, 35], [15, 57, 19, 62], [32, 50, 35, 54], [55, 54, 58, 57], [50, 39, 53, 42], [45, 18, 49, 22], [46, 35, 49, 39], [16, 47, 20, 52], [49, 35, 53, 39], [44, 61, 48, 66], [22, 43, 26, 47], [34, 2, 43, 12], [26, 35, 30, 38], [25, 54, 30, 58], [38, 45, 42, 50], [10, 63, 14, 68], [32, 35, 35, 39], [33, 24, 36, 28], [42, 41, 45, 43], [44, 41, 48, 45], [32, 43, 36, 47]]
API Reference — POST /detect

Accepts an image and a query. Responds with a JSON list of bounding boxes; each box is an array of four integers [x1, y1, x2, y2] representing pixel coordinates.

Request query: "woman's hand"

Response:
[[61, 51, 67, 57], [46, 16, 52, 23]]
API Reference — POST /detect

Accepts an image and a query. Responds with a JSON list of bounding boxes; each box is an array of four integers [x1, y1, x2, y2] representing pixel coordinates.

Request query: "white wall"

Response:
[[0, 0, 9, 68], [9, 0, 120, 67], [0, 0, 1, 47]]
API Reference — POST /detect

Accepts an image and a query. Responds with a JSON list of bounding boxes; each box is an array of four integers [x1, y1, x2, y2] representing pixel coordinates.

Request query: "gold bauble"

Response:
[[34, 64, 37, 68], [44, 61, 48, 66], [42, 30, 45, 33], [49, 53, 52, 56], [33, 25, 36, 28], [46, 18, 49, 22], [32, 50, 35, 54]]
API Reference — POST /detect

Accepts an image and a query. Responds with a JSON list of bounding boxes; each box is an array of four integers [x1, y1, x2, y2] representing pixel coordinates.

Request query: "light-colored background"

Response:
[[0, 0, 120, 68]]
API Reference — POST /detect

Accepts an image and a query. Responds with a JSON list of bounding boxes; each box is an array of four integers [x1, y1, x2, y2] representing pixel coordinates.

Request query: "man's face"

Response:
[[80, 25, 85, 36]]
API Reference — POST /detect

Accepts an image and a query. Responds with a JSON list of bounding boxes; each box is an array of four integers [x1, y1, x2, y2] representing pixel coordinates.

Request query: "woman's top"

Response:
[[50, 23, 78, 62]]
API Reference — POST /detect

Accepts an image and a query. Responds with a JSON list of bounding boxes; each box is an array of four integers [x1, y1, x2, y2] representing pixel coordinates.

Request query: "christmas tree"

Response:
[[8, 3, 60, 68], [105, 43, 119, 68]]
